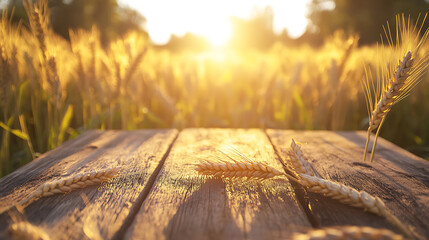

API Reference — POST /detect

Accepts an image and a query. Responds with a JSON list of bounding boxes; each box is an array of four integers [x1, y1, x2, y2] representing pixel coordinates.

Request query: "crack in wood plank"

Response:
[[0, 129, 178, 240], [124, 129, 311, 240], [112, 131, 179, 240], [264, 129, 320, 229], [267, 130, 429, 239]]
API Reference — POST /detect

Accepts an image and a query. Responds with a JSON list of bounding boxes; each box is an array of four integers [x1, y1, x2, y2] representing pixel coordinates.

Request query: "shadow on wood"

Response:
[[0, 129, 178, 240], [267, 129, 429, 239]]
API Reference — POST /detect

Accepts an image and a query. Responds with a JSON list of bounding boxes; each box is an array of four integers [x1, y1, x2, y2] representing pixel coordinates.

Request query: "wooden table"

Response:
[[0, 129, 428, 240]]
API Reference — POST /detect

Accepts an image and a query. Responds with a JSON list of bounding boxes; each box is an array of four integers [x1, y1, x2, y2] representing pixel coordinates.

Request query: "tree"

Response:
[[309, 0, 429, 44], [229, 6, 277, 50], [4, 0, 147, 44]]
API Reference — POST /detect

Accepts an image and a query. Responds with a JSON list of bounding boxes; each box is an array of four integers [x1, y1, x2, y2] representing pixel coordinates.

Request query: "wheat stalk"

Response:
[[369, 51, 413, 132], [299, 173, 414, 239], [300, 174, 386, 215], [21, 167, 120, 204], [195, 151, 413, 238], [0, 167, 120, 215], [9, 222, 50, 240], [23, 0, 48, 62], [292, 226, 403, 240], [24, 0, 62, 104], [287, 140, 415, 238], [123, 46, 147, 88], [362, 14, 429, 162], [196, 162, 413, 238], [46, 57, 62, 103], [288, 139, 315, 176], [195, 147, 298, 180], [363, 51, 413, 162], [196, 159, 285, 179], [0, 40, 8, 109]]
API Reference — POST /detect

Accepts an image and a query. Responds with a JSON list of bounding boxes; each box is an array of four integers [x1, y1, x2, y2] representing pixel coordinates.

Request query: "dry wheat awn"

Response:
[[298, 173, 413, 239], [195, 147, 299, 181], [24, 0, 62, 103], [363, 50, 413, 162], [196, 159, 285, 179], [21, 167, 120, 204], [288, 139, 315, 176], [362, 14, 429, 162], [290, 138, 414, 239], [0, 167, 120, 215], [195, 147, 414, 238]]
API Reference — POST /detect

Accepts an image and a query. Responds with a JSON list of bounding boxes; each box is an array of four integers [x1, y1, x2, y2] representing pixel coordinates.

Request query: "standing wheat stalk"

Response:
[[23, 0, 48, 62], [292, 226, 403, 240], [24, 0, 62, 104], [368, 51, 413, 132], [0, 167, 120, 215], [362, 14, 429, 162], [363, 51, 413, 162]]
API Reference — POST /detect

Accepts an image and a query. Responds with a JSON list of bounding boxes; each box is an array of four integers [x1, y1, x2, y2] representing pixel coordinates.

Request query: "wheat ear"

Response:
[[9, 222, 50, 240], [21, 167, 120, 204], [369, 51, 413, 131], [363, 51, 413, 162], [288, 139, 315, 176], [195, 147, 299, 180], [0, 168, 120, 215], [196, 159, 285, 179], [23, 0, 48, 62], [123, 46, 147, 88], [292, 226, 403, 240], [299, 174, 414, 239], [46, 57, 62, 103]]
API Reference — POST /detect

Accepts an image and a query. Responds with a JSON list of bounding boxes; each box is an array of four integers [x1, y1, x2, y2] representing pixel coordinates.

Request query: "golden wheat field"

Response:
[[1, 1, 429, 177]]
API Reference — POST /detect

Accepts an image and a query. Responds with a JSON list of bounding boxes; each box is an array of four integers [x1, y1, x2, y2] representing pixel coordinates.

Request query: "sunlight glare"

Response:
[[119, 0, 311, 46]]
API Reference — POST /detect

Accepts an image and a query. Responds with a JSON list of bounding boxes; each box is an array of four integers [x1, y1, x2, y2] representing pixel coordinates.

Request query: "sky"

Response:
[[119, 0, 312, 46]]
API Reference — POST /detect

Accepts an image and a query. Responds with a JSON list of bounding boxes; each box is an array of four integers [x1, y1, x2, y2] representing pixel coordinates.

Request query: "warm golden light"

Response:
[[119, 0, 311, 45], [201, 20, 231, 47]]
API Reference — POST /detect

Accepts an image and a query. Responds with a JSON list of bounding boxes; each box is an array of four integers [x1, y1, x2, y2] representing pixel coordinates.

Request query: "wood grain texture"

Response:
[[267, 130, 429, 239], [125, 128, 311, 240], [0, 129, 178, 240]]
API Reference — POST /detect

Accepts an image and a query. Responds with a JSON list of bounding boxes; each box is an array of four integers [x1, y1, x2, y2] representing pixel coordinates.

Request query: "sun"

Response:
[[119, 0, 311, 46], [197, 18, 232, 47]]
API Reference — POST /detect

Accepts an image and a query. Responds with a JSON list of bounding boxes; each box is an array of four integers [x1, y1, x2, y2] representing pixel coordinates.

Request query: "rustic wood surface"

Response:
[[0, 128, 428, 240], [124, 129, 311, 240], [0, 130, 178, 240], [267, 130, 429, 240]]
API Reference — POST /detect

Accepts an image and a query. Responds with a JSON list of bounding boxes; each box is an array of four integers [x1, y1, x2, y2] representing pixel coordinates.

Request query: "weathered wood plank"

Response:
[[267, 130, 429, 239], [125, 128, 311, 240], [0, 129, 178, 240]]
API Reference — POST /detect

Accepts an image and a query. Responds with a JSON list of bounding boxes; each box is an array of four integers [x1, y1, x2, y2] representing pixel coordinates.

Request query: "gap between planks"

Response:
[[263, 129, 320, 229], [118, 128, 319, 239], [123, 129, 311, 239], [0, 130, 179, 240], [266, 130, 429, 239], [112, 132, 179, 240]]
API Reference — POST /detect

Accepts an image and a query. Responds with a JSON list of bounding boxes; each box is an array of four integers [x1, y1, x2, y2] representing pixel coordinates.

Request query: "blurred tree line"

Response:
[[4, 0, 147, 45], [169, 0, 429, 51], [3, 0, 429, 48], [309, 0, 429, 44], [165, 6, 290, 52]]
